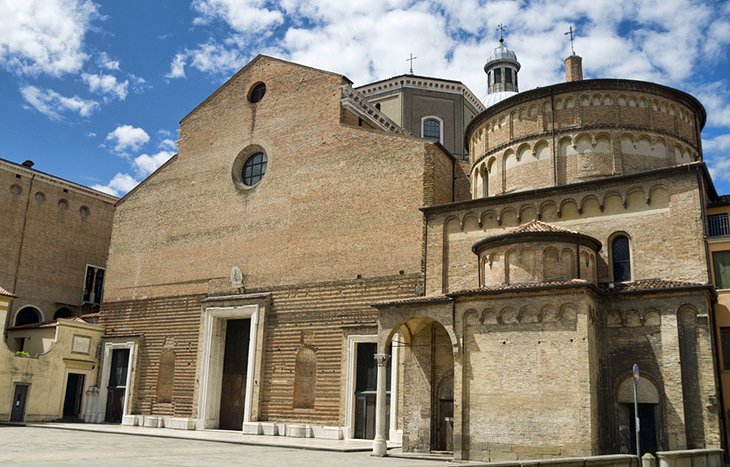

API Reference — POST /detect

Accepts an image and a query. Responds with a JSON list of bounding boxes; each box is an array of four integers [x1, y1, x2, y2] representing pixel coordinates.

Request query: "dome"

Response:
[[485, 41, 520, 69], [484, 90, 517, 108]]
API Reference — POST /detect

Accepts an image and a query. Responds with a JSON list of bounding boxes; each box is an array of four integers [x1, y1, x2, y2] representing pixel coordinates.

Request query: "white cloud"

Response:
[[92, 172, 138, 197], [133, 150, 175, 178], [93, 150, 175, 197], [159, 138, 177, 151], [82, 73, 129, 100], [172, 0, 730, 120], [0, 0, 98, 76], [97, 52, 120, 70], [166, 53, 187, 78], [192, 0, 284, 33], [105, 125, 150, 154], [20, 85, 99, 120]]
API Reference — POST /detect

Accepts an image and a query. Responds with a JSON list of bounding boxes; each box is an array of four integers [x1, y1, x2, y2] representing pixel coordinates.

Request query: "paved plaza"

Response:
[[0, 425, 478, 466]]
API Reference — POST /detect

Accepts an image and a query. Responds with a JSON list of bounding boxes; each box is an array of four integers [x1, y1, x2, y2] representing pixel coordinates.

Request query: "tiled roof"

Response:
[[599, 278, 710, 292], [372, 295, 451, 307], [0, 286, 14, 297], [510, 220, 580, 235], [374, 278, 712, 308]]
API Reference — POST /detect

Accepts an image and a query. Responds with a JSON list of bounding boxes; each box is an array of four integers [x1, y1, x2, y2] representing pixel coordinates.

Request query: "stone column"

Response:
[[372, 353, 390, 457]]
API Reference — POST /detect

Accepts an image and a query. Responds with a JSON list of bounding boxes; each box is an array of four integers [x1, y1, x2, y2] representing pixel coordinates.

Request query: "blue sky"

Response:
[[1, 0, 730, 196]]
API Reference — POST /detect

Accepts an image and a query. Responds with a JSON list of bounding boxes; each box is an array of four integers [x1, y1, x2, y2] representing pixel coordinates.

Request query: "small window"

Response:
[[611, 235, 631, 282], [708, 214, 729, 237], [83, 265, 105, 305], [422, 117, 441, 143], [248, 82, 266, 103], [15, 307, 41, 326], [487, 71, 492, 85], [242, 152, 268, 186], [713, 251, 730, 289], [505, 68, 513, 84], [494, 68, 502, 84], [375, 103, 381, 110]]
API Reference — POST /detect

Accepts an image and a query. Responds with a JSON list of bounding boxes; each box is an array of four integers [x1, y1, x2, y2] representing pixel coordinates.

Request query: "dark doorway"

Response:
[[10, 384, 29, 422], [629, 403, 658, 455], [437, 398, 454, 451], [219, 319, 250, 430], [62, 373, 85, 419], [354, 342, 390, 439], [105, 348, 130, 423]]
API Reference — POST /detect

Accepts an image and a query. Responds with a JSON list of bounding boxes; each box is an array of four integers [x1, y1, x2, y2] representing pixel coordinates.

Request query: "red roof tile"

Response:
[[510, 220, 580, 235]]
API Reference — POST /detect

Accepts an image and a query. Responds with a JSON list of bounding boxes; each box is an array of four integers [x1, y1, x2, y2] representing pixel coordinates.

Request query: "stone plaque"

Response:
[[72, 335, 91, 354]]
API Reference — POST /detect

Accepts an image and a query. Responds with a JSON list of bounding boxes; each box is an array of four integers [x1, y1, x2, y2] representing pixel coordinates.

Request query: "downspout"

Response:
[[423, 212, 429, 296]]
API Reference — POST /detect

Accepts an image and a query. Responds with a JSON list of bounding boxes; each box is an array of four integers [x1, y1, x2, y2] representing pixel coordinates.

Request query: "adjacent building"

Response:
[[0, 158, 116, 422]]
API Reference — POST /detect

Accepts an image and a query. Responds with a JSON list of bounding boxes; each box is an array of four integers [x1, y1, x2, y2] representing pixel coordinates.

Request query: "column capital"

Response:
[[374, 353, 390, 367]]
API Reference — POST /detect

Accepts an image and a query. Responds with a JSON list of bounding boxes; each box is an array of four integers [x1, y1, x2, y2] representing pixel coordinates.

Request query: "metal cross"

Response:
[[406, 53, 417, 74], [565, 26, 576, 55], [497, 23, 507, 43]]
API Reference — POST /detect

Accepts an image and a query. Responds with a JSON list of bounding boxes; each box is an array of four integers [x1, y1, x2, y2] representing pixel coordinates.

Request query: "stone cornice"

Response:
[[356, 74, 485, 113], [465, 78, 707, 148], [341, 85, 407, 134], [1, 158, 118, 204]]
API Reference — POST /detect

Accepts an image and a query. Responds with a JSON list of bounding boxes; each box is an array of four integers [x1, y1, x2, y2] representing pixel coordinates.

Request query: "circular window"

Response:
[[242, 152, 268, 186], [248, 82, 266, 103]]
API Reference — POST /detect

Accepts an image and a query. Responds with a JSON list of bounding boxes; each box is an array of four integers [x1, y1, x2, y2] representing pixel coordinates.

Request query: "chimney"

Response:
[[564, 55, 583, 82]]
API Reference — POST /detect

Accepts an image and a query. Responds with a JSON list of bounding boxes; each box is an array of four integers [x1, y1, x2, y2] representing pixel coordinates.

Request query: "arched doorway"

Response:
[[392, 317, 455, 453], [616, 375, 660, 455]]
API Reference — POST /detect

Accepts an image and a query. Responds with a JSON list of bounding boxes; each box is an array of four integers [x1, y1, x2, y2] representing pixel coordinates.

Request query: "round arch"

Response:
[[15, 306, 43, 326]]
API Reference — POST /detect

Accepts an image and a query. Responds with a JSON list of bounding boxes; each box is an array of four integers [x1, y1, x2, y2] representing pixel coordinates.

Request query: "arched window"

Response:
[[293, 347, 316, 409], [15, 307, 42, 326], [611, 234, 632, 282], [421, 117, 442, 143], [54, 307, 73, 320]]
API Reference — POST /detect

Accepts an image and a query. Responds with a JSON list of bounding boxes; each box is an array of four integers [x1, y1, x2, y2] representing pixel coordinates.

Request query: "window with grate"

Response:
[[83, 265, 105, 304], [422, 118, 441, 142], [242, 152, 268, 186], [708, 214, 729, 236], [611, 235, 631, 282]]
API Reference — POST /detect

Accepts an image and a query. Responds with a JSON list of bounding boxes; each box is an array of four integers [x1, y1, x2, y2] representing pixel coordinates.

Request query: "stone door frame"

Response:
[[197, 294, 267, 430]]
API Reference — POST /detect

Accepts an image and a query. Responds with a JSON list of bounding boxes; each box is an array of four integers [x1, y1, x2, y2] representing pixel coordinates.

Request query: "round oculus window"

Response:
[[242, 152, 267, 186], [248, 82, 266, 103]]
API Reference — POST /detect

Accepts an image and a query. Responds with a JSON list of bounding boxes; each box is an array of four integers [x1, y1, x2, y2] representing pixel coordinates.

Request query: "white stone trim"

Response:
[[197, 304, 260, 430], [97, 339, 136, 423], [421, 115, 444, 144], [343, 335, 399, 441]]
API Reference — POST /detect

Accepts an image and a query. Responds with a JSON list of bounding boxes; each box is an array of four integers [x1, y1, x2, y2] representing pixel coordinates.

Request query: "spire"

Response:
[[406, 53, 417, 75], [483, 25, 520, 106], [563, 26, 583, 82]]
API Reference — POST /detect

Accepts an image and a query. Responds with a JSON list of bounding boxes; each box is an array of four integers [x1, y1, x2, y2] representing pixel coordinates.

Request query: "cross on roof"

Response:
[[565, 26, 576, 55], [406, 53, 417, 74], [497, 23, 507, 43]]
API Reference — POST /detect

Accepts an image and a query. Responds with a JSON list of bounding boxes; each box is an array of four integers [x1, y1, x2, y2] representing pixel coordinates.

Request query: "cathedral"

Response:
[[56, 38, 725, 462]]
